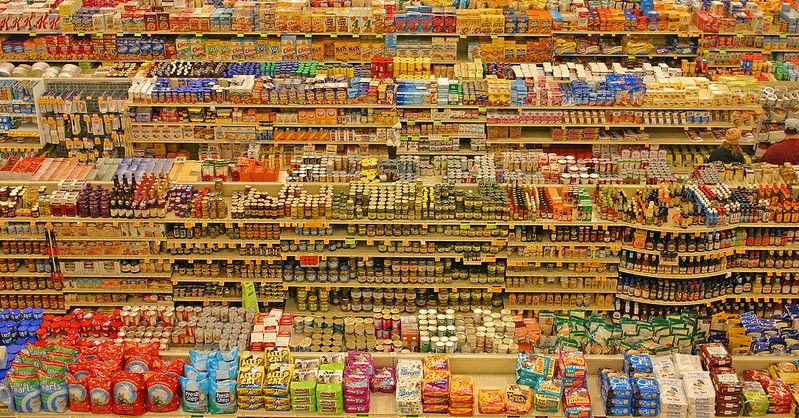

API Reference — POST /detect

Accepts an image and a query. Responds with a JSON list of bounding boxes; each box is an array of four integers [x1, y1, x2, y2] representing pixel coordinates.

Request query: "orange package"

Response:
[[478, 389, 505, 414]]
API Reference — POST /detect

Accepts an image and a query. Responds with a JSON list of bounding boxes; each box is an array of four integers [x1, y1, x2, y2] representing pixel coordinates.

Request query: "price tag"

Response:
[[489, 286, 502, 293], [736, 33, 743, 38], [95, 32, 103, 37], [134, 32, 142, 37], [478, 106, 487, 113], [490, 34, 498, 39], [77, 32, 85, 36], [433, 120, 442, 126], [195, 33, 203, 37], [29, 32, 36, 37], [459, 34, 466, 39], [117, 32, 124, 37], [330, 33, 338, 38], [486, 223, 496, 230], [460, 223, 470, 230], [780, 34, 787, 39], [376, 34, 383, 38], [260, 33, 268, 37], [352, 34, 359, 38], [237, 33, 244, 37]]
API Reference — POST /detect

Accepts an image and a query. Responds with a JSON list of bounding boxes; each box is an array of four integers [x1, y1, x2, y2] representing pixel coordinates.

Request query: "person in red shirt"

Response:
[[761, 118, 799, 165]]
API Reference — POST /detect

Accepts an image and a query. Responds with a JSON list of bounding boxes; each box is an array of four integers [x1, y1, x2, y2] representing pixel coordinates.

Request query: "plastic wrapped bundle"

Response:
[[343, 366, 370, 414], [657, 378, 688, 418], [682, 372, 716, 418], [449, 375, 474, 416], [672, 353, 702, 378], [742, 381, 769, 416]]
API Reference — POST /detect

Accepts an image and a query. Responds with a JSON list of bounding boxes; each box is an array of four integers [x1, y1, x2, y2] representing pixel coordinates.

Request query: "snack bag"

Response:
[[7, 373, 41, 413], [37, 369, 67, 413], [504, 384, 532, 415], [111, 371, 147, 416], [67, 372, 91, 412], [371, 367, 396, 393], [88, 374, 113, 414], [478, 389, 504, 414], [179, 375, 209, 413], [144, 371, 179, 412], [209, 379, 237, 414]]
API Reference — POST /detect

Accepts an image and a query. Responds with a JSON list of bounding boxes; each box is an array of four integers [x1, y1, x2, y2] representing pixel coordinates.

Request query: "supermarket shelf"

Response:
[[57, 252, 281, 261], [63, 287, 173, 294], [0, 235, 46, 241], [555, 52, 698, 58], [734, 267, 799, 274], [504, 285, 616, 293], [173, 295, 242, 303], [283, 280, 501, 290], [617, 292, 799, 306], [0, 269, 52, 277], [284, 298, 375, 317], [54, 235, 167, 241], [281, 230, 507, 242], [64, 300, 173, 308], [282, 246, 504, 260], [507, 303, 614, 311], [130, 102, 394, 109], [485, 122, 745, 129], [170, 275, 281, 284], [400, 118, 487, 123], [505, 269, 618, 278], [620, 244, 738, 257], [61, 272, 173, 278], [129, 122, 396, 128], [617, 267, 728, 278], [168, 238, 281, 246], [0, 288, 61, 295], [0, 252, 51, 259], [396, 148, 486, 156], [506, 256, 620, 264]]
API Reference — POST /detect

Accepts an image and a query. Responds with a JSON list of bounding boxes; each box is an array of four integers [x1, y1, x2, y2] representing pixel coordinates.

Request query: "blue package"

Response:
[[633, 406, 659, 416], [631, 376, 659, 400], [183, 365, 205, 381], [208, 380, 237, 414], [189, 350, 211, 372], [633, 398, 658, 408], [207, 359, 238, 382], [179, 376, 209, 413], [606, 397, 632, 407], [607, 405, 631, 416], [213, 348, 238, 364]]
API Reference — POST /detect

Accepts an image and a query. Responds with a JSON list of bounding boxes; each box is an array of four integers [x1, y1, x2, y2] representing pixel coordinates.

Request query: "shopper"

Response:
[[708, 128, 746, 164], [761, 118, 799, 165]]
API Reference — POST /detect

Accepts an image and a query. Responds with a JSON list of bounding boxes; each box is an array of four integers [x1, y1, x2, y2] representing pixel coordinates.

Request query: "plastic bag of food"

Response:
[[504, 384, 532, 415], [179, 375, 209, 413], [144, 371, 179, 412], [37, 369, 67, 413], [370, 367, 396, 393], [87, 374, 113, 414], [209, 379, 237, 414], [111, 371, 147, 415], [7, 372, 41, 413], [67, 372, 91, 412], [478, 389, 504, 414]]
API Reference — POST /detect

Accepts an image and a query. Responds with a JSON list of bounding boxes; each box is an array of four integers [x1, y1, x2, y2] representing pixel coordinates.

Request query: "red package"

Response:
[[87, 375, 113, 414], [111, 371, 147, 416], [144, 372, 179, 412], [125, 354, 156, 374], [159, 358, 185, 377], [763, 378, 792, 408], [743, 369, 771, 385], [68, 362, 92, 380], [711, 367, 742, 395], [700, 343, 732, 369], [123, 341, 160, 357], [67, 373, 91, 412]]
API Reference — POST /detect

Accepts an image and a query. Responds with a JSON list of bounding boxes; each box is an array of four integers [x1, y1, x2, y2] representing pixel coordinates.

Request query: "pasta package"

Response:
[[504, 384, 532, 415], [536, 379, 562, 412], [563, 386, 592, 418], [478, 389, 504, 414]]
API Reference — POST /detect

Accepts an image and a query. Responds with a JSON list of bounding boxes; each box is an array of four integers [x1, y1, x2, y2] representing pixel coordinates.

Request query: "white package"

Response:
[[652, 355, 677, 380], [672, 353, 703, 378]]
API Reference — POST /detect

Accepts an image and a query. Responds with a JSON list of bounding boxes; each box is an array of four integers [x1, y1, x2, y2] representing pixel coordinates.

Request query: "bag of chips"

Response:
[[144, 372, 179, 412]]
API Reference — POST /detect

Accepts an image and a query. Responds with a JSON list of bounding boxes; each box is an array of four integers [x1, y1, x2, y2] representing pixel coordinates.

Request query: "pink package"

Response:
[[347, 352, 375, 377], [344, 403, 370, 414], [344, 393, 370, 405], [371, 367, 396, 393], [344, 366, 370, 396]]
